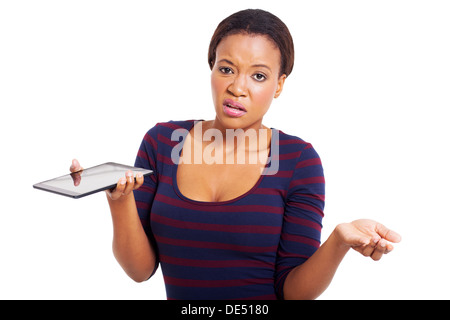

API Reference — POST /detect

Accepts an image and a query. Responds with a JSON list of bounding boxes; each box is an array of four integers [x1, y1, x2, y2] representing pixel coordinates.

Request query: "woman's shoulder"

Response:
[[277, 129, 315, 152], [150, 119, 199, 132], [144, 119, 201, 139], [273, 129, 323, 170]]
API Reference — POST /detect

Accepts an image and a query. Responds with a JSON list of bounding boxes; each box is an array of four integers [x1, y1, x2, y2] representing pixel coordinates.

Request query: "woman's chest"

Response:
[[176, 162, 266, 203]]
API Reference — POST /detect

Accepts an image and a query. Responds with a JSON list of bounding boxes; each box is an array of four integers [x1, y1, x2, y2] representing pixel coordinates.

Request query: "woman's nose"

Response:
[[227, 74, 248, 97]]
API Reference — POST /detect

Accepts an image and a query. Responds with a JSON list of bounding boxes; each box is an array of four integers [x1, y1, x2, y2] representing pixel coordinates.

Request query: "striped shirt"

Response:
[[133, 120, 325, 300]]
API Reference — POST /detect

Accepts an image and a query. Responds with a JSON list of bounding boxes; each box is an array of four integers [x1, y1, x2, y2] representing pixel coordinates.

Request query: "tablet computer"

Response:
[[33, 162, 153, 199]]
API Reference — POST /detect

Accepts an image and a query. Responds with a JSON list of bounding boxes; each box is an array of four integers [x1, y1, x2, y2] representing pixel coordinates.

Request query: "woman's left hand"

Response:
[[334, 219, 402, 261]]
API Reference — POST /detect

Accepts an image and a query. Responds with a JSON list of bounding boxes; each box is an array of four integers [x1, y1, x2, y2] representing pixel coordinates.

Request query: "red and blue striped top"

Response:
[[133, 120, 325, 300]]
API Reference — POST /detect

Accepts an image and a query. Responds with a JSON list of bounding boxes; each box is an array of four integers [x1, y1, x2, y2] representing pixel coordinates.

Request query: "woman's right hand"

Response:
[[70, 159, 144, 201], [106, 169, 144, 201]]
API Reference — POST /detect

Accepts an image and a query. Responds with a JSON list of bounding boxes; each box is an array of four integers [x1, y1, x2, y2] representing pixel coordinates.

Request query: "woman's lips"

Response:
[[222, 98, 247, 118]]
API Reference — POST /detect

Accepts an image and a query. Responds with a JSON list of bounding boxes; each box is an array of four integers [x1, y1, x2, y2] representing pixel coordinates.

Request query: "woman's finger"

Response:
[[134, 172, 144, 190], [384, 243, 394, 254], [121, 170, 135, 196], [371, 239, 387, 261], [360, 237, 378, 257], [375, 223, 402, 243], [70, 159, 83, 173], [108, 177, 127, 200]]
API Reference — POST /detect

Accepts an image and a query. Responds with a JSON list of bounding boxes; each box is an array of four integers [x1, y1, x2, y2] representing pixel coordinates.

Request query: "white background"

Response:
[[1, 0, 449, 299]]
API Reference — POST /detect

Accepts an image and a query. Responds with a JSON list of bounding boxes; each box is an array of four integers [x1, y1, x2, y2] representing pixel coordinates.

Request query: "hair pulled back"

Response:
[[208, 9, 295, 77]]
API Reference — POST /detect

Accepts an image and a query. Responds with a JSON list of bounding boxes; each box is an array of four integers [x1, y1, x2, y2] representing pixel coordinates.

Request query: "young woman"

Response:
[[71, 9, 401, 300]]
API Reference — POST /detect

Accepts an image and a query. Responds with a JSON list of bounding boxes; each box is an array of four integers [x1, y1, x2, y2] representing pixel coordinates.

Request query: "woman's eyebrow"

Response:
[[218, 58, 236, 66], [218, 59, 272, 72], [251, 64, 272, 72]]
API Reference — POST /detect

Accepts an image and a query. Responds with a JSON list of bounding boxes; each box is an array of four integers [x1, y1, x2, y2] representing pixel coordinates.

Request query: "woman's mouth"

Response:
[[222, 99, 247, 117]]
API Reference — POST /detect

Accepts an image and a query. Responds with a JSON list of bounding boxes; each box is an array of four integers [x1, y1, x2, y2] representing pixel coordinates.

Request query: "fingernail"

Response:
[[137, 172, 143, 178], [120, 178, 126, 185]]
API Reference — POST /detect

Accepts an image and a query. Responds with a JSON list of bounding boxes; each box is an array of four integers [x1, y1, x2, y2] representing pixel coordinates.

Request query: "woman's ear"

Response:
[[274, 74, 287, 98]]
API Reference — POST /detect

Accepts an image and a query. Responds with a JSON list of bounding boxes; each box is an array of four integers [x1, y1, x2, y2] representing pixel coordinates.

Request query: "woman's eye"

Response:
[[219, 67, 233, 74], [252, 73, 266, 82]]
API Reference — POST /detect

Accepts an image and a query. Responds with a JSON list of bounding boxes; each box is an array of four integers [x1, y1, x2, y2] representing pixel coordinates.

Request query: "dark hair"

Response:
[[208, 9, 294, 77]]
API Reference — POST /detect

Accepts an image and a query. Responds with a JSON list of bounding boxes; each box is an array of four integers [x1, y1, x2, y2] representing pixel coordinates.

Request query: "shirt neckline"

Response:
[[172, 120, 274, 206]]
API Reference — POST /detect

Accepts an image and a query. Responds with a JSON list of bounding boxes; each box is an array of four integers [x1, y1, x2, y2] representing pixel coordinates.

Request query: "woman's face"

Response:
[[210, 33, 286, 131]]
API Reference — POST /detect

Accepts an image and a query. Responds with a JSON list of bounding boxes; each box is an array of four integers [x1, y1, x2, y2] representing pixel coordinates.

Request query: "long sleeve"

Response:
[[133, 126, 161, 276], [274, 143, 325, 299]]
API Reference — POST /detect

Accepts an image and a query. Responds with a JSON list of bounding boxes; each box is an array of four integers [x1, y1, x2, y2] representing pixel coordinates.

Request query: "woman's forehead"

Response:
[[215, 33, 281, 69]]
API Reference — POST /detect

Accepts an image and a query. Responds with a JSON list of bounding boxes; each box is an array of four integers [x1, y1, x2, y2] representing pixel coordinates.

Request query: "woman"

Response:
[[71, 9, 401, 300]]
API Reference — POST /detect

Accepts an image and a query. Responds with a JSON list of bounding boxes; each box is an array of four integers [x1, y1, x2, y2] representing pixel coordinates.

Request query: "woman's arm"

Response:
[[283, 219, 401, 300], [70, 159, 156, 282], [107, 185, 157, 283]]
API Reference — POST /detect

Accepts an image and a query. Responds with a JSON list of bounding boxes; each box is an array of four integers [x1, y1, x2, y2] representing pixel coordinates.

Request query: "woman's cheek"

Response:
[[211, 75, 227, 107], [250, 83, 276, 114]]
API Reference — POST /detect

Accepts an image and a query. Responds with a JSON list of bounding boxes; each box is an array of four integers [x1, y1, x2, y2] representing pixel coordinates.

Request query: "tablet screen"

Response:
[[33, 162, 153, 199]]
